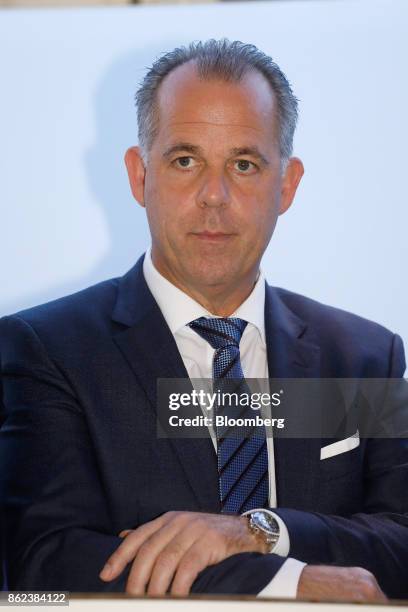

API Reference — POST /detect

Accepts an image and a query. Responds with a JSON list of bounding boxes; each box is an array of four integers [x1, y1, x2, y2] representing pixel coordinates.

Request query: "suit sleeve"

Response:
[[0, 315, 285, 594], [273, 333, 408, 599], [0, 314, 134, 591]]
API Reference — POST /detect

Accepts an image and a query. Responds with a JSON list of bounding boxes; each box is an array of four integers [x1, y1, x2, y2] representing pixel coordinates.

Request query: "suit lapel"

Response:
[[110, 258, 323, 514], [265, 285, 322, 511], [111, 256, 220, 513]]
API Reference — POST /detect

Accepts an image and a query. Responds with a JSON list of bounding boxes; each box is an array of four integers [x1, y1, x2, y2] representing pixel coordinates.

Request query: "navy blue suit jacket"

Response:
[[0, 255, 407, 597]]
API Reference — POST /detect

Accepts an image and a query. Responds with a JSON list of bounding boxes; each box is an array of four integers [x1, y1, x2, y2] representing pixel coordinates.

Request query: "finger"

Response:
[[372, 589, 388, 604], [126, 519, 193, 595], [146, 528, 204, 596], [170, 541, 210, 596], [361, 580, 388, 603], [119, 530, 133, 538], [100, 514, 169, 581], [349, 568, 388, 604]]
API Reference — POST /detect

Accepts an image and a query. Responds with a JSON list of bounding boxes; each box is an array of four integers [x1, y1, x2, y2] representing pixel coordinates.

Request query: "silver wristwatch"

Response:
[[245, 510, 280, 552]]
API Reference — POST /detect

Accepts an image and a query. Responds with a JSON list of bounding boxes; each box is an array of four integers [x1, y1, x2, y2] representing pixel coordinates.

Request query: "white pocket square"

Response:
[[320, 430, 360, 460]]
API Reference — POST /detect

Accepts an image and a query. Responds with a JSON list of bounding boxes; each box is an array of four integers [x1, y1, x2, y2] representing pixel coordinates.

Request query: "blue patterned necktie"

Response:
[[189, 317, 269, 513]]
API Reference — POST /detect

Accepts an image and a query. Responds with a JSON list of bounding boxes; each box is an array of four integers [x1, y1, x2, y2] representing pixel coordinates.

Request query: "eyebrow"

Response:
[[162, 143, 270, 166], [163, 143, 202, 159], [230, 147, 270, 166]]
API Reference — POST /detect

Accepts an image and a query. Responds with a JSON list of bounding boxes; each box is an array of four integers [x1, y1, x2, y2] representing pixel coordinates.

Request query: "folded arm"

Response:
[[0, 315, 283, 594]]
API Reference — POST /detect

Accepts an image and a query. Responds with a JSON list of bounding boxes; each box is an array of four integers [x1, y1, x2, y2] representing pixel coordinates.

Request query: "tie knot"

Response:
[[188, 317, 247, 350]]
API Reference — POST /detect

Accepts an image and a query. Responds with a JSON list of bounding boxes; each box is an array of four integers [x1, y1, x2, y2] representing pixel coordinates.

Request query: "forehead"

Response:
[[155, 61, 277, 142]]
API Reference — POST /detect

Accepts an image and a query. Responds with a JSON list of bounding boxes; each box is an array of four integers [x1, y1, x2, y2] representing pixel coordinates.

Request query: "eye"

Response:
[[173, 156, 197, 169], [233, 159, 258, 174]]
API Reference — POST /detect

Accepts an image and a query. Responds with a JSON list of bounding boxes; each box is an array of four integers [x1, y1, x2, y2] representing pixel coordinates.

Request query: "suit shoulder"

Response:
[[274, 286, 400, 350], [1, 276, 120, 335], [272, 286, 406, 376]]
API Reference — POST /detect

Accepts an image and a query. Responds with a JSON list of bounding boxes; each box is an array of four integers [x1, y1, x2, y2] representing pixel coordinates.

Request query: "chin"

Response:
[[185, 261, 238, 288]]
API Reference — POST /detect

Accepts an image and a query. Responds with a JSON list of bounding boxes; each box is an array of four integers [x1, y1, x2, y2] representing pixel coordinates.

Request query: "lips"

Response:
[[191, 231, 235, 241]]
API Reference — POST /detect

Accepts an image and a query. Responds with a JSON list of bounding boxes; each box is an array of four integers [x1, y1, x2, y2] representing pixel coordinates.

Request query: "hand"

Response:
[[99, 510, 266, 596], [297, 565, 388, 603]]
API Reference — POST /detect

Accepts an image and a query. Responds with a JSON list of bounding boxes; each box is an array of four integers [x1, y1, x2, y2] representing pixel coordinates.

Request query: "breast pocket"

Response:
[[320, 430, 361, 479]]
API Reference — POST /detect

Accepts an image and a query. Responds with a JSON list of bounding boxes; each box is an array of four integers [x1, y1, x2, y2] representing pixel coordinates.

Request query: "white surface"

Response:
[[0, 0, 407, 357], [13, 597, 408, 611]]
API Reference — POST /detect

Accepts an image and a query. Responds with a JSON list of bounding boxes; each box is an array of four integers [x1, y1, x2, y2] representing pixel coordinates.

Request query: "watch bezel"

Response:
[[248, 511, 280, 551]]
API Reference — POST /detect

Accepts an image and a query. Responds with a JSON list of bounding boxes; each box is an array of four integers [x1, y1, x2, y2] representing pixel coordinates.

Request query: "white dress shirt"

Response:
[[143, 249, 305, 598]]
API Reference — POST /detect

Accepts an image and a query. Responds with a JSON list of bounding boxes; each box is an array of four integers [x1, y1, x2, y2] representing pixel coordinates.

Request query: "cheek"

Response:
[[237, 189, 280, 236], [144, 172, 171, 217], [239, 201, 280, 256], [234, 172, 279, 207], [145, 170, 195, 215], [144, 187, 169, 242], [144, 182, 190, 247]]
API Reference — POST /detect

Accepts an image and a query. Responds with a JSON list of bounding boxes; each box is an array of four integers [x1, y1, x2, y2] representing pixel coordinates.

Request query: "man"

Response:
[[0, 39, 407, 601]]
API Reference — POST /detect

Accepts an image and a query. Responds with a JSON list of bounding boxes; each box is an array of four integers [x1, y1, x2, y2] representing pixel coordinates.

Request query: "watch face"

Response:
[[252, 511, 279, 535]]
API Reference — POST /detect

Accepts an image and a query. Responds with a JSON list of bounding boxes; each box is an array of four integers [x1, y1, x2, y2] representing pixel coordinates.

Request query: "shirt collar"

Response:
[[143, 248, 266, 344]]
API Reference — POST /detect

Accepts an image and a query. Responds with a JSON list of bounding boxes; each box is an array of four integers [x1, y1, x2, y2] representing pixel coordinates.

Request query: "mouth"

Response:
[[190, 231, 235, 242]]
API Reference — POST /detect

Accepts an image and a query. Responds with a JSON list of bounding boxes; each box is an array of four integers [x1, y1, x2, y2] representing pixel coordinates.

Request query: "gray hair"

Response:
[[135, 39, 298, 167]]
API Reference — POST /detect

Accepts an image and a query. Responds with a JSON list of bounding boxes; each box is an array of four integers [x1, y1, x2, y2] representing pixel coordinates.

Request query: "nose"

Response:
[[196, 167, 230, 209]]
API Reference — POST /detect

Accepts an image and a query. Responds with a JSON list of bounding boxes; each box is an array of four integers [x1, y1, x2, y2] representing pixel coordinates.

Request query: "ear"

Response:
[[124, 146, 146, 207], [279, 157, 304, 215]]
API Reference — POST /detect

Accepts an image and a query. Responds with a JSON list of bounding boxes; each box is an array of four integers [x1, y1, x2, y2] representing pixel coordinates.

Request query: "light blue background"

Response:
[[1, 0, 407, 357]]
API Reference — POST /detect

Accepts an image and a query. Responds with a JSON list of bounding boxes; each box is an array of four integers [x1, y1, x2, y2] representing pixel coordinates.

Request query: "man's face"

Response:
[[126, 62, 303, 303]]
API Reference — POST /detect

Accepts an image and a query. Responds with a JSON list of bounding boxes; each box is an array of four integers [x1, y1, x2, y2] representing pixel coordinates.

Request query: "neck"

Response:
[[151, 254, 258, 317], [178, 281, 256, 317]]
